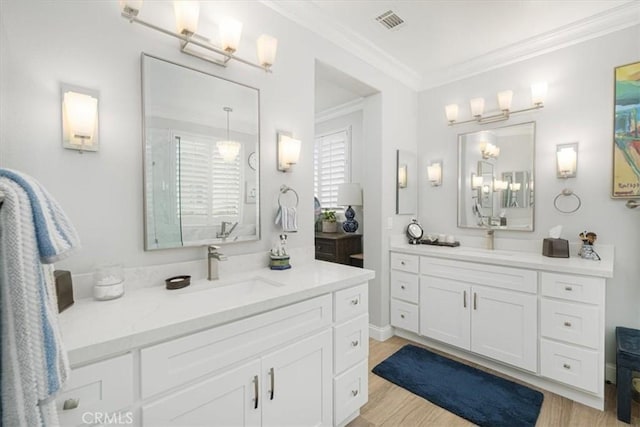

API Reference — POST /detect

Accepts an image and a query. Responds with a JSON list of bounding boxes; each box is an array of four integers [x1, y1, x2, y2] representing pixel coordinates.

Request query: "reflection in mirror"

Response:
[[142, 54, 260, 250], [396, 150, 417, 214], [458, 122, 535, 231]]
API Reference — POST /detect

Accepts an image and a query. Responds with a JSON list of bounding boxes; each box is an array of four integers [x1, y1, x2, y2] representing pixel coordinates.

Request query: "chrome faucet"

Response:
[[216, 221, 238, 239], [208, 245, 228, 280]]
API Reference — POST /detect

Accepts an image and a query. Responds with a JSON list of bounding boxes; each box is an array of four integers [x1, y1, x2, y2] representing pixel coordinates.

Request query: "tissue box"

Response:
[[542, 238, 569, 258], [54, 270, 74, 312]]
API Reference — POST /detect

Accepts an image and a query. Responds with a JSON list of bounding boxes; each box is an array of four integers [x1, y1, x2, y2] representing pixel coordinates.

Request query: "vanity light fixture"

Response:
[[217, 107, 240, 163], [398, 164, 408, 188], [427, 161, 442, 187], [445, 82, 547, 126], [556, 142, 578, 178], [120, 0, 278, 72], [493, 180, 508, 191], [61, 83, 99, 152], [471, 174, 483, 189], [277, 132, 301, 172], [509, 182, 522, 191], [480, 142, 500, 159]]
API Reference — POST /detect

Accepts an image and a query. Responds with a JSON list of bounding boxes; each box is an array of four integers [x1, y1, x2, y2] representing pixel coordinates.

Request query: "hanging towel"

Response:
[[275, 206, 298, 232], [0, 168, 80, 427]]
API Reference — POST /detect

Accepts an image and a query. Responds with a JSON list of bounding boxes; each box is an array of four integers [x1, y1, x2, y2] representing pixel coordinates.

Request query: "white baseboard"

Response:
[[369, 324, 394, 341], [606, 363, 616, 384]]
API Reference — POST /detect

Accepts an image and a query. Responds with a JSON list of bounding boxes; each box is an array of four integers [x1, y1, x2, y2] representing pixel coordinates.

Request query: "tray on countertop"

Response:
[[419, 240, 460, 247]]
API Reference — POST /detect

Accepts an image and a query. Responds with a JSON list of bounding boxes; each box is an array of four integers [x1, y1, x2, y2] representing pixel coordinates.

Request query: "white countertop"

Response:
[[389, 242, 614, 278], [59, 260, 374, 366]]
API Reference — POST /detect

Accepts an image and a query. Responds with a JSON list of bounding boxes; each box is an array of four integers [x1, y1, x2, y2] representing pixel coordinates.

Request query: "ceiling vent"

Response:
[[375, 10, 406, 31]]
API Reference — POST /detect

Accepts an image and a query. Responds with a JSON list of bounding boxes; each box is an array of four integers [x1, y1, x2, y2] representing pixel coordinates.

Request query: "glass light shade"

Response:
[[64, 91, 98, 142], [531, 81, 548, 106], [427, 163, 442, 186], [472, 175, 483, 189], [278, 135, 301, 171], [119, 0, 143, 12], [398, 165, 408, 188], [337, 183, 362, 206], [497, 90, 513, 111], [445, 104, 459, 122], [494, 180, 508, 191], [257, 34, 278, 68], [174, 1, 199, 35], [220, 17, 243, 53], [217, 140, 241, 163], [509, 182, 522, 191], [469, 97, 485, 117], [557, 146, 577, 177]]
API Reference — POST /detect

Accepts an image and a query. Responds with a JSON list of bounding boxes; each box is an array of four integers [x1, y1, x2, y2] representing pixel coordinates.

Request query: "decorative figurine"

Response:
[[578, 231, 601, 260]]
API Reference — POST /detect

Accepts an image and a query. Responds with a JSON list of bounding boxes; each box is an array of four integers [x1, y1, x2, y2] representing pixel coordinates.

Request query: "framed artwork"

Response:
[[613, 61, 640, 198]]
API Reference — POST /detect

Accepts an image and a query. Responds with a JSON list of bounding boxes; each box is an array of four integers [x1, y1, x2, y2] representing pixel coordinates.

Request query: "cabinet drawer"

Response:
[[141, 294, 332, 398], [390, 299, 419, 333], [57, 354, 134, 427], [335, 283, 368, 323], [334, 360, 368, 426], [390, 252, 419, 273], [316, 239, 337, 258], [420, 257, 537, 294], [391, 270, 419, 303], [334, 314, 369, 374], [540, 272, 604, 304], [541, 299, 599, 349], [540, 339, 599, 393]]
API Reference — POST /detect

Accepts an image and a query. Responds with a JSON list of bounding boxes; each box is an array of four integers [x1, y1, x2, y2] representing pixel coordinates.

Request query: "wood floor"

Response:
[[348, 336, 640, 426]]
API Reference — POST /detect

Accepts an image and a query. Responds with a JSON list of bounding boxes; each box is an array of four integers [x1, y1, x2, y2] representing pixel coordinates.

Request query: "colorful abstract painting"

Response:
[[613, 61, 640, 198]]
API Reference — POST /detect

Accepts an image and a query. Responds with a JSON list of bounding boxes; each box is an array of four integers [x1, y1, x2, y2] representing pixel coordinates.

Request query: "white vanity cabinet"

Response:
[[419, 257, 537, 372], [389, 246, 612, 410]]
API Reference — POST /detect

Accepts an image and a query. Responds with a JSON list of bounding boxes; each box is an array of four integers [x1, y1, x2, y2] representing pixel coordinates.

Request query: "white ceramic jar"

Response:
[[94, 264, 124, 301]]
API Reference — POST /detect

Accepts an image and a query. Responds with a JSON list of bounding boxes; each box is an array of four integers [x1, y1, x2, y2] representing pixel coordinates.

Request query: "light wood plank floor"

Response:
[[349, 337, 640, 426]]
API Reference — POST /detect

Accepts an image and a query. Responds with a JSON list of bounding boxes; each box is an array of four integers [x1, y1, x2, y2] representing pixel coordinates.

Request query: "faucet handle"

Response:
[[208, 245, 220, 253]]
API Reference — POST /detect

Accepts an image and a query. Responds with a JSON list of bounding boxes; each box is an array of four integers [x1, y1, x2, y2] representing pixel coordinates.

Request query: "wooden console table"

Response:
[[315, 232, 362, 265]]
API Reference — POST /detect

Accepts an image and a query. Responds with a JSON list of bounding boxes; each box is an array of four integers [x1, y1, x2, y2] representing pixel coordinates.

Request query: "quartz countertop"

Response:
[[390, 241, 614, 278], [59, 260, 374, 366]]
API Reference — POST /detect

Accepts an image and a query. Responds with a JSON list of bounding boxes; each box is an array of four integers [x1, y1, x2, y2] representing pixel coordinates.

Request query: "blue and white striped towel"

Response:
[[0, 168, 80, 426]]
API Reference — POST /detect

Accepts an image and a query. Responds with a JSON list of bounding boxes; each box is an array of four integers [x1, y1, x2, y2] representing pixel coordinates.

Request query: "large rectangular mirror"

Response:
[[458, 122, 535, 231], [142, 54, 260, 250]]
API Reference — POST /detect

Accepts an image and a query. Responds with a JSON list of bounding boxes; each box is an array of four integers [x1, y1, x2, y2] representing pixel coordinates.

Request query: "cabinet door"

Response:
[[261, 329, 332, 427], [142, 360, 261, 427], [419, 276, 470, 350], [471, 286, 537, 372]]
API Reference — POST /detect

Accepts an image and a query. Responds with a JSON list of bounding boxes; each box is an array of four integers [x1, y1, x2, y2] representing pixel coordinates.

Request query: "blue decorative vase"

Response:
[[342, 205, 359, 233]]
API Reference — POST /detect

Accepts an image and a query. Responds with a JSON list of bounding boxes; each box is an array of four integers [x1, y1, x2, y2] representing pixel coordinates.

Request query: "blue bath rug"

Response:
[[372, 345, 543, 427]]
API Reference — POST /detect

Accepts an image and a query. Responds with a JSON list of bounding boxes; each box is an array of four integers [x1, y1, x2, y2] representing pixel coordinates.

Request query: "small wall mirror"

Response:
[[396, 149, 417, 214], [142, 54, 260, 250], [458, 122, 535, 231]]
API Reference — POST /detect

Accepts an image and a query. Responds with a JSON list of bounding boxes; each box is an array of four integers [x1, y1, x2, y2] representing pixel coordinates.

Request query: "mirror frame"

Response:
[[457, 121, 536, 231], [141, 53, 261, 250]]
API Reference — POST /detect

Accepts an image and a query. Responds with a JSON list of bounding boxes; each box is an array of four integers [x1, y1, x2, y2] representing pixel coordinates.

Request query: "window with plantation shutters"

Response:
[[314, 128, 351, 209], [176, 132, 242, 226]]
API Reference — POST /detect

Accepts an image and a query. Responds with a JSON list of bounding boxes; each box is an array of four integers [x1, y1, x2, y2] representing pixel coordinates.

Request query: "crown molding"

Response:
[[262, 0, 640, 93], [260, 0, 423, 91], [315, 98, 365, 124], [419, 2, 640, 90]]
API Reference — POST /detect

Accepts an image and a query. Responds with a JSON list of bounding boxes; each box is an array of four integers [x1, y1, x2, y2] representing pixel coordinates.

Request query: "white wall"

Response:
[[418, 25, 640, 363], [0, 0, 417, 328]]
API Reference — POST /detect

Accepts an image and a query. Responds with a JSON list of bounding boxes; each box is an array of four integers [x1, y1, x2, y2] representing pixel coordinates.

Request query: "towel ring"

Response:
[[278, 185, 299, 208], [554, 188, 581, 214]]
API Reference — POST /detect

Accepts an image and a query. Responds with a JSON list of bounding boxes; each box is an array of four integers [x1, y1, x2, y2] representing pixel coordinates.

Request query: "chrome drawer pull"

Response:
[[564, 321, 572, 327], [473, 293, 477, 310], [400, 285, 406, 290], [351, 340, 359, 347], [253, 376, 259, 409], [564, 286, 573, 291], [351, 389, 359, 397], [563, 363, 571, 370], [350, 298, 359, 305], [269, 368, 275, 400], [463, 290, 467, 308], [63, 398, 79, 410], [400, 261, 406, 265], [400, 314, 405, 319]]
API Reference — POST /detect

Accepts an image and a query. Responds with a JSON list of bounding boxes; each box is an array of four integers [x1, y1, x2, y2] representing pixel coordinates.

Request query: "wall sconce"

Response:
[[61, 84, 99, 152], [556, 142, 578, 178], [120, 0, 278, 72], [509, 182, 522, 191], [398, 164, 408, 188], [471, 174, 483, 189], [427, 161, 442, 186], [277, 132, 301, 172], [217, 107, 240, 163], [493, 180, 508, 191], [480, 142, 500, 159], [445, 81, 547, 126]]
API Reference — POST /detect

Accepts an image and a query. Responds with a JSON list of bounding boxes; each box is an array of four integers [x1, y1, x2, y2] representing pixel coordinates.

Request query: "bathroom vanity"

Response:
[[389, 242, 614, 410], [57, 261, 373, 427]]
